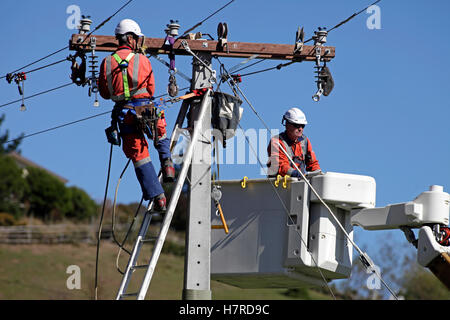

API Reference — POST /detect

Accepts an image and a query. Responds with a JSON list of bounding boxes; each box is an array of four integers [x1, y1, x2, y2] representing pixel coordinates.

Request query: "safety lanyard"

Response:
[[112, 52, 135, 101]]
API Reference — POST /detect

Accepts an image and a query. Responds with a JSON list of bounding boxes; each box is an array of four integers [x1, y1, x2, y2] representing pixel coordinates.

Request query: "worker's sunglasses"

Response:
[[288, 122, 305, 129]]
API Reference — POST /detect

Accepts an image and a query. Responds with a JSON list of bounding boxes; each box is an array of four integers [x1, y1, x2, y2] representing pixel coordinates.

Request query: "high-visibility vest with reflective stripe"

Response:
[[105, 52, 148, 102]]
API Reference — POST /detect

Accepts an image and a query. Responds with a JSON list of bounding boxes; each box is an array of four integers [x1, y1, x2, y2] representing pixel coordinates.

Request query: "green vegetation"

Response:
[[0, 241, 331, 300], [0, 156, 29, 218], [0, 114, 23, 155], [0, 113, 99, 224]]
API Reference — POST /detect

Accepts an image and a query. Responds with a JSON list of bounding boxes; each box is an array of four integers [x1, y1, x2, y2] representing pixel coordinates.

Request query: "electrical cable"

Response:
[[235, 78, 398, 299], [2, 58, 69, 82], [304, 0, 382, 43], [0, 82, 75, 109], [0, 47, 69, 80], [82, 0, 134, 43], [3, 111, 111, 145], [177, 0, 236, 40], [94, 143, 113, 300], [231, 58, 267, 74], [230, 0, 382, 79], [1, 88, 186, 146], [216, 56, 399, 299], [214, 74, 336, 298], [115, 197, 143, 275], [237, 61, 295, 78], [111, 159, 133, 256], [237, 121, 337, 299], [1, 0, 134, 80], [110, 159, 147, 275]]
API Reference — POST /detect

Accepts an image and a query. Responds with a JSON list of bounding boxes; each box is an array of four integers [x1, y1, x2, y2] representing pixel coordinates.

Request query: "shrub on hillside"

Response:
[[65, 186, 98, 221], [24, 166, 70, 221], [0, 155, 28, 218]]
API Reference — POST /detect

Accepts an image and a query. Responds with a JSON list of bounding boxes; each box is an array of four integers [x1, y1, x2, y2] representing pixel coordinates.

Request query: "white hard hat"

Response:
[[283, 107, 308, 125], [115, 19, 144, 37]]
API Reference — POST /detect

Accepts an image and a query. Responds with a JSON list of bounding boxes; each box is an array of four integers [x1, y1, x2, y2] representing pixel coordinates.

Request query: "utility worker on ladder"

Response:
[[267, 107, 322, 178], [99, 19, 175, 211]]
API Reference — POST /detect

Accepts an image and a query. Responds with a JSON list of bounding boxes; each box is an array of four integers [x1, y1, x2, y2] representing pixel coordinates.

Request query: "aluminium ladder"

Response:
[[116, 90, 211, 300]]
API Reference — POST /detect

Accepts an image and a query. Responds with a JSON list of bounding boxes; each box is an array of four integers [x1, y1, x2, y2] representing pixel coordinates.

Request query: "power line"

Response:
[[229, 0, 382, 79], [81, 0, 134, 45], [4, 111, 112, 145], [20, 58, 69, 77], [0, 47, 69, 80], [216, 56, 399, 300], [304, 0, 382, 43], [232, 58, 267, 74], [177, 0, 236, 39], [1, 0, 135, 80], [2, 89, 188, 145], [0, 82, 75, 109], [237, 61, 295, 78]]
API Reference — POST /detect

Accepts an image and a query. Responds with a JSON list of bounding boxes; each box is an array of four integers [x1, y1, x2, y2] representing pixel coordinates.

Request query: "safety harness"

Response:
[[105, 51, 158, 145], [105, 51, 148, 102]]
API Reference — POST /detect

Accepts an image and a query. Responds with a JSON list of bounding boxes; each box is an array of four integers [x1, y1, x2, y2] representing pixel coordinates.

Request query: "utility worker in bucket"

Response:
[[99, 19, 175, 211], [267, 107, 322, 178]]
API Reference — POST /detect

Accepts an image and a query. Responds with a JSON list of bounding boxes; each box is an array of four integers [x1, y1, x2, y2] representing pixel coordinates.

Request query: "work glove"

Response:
[[105, 126, 121, 146], [306, 169, 324, 178]]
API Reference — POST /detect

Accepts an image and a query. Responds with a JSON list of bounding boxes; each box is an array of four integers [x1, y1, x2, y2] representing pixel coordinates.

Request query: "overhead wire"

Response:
[[1, 89, 187, 146], [304, 0, 383, 43], [231, 58, 267, 74], [215, 64, 336, 299], [215, 55, 399, 299], [0, 82, 75, 109], [177, 0, 236, 39], [237, 121, 337, 299], [0, 47, 69, 80], [229, 0, 383, 79], [1, 0, 135, 80], [237, 61, 296, 78], [94, 143, 113, 300]]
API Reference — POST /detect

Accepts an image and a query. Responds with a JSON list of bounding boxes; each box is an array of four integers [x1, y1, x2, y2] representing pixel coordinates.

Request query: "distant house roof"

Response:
[[7, 152, 68, 184]]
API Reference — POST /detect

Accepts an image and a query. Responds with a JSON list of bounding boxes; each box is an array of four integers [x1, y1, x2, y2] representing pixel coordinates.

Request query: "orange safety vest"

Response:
[[267, 132, 320, 177], [99, 46, 155, 102]]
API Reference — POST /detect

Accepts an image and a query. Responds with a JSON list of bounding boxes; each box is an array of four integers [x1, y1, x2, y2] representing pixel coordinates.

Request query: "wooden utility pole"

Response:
[[70, 30, 335, 300]]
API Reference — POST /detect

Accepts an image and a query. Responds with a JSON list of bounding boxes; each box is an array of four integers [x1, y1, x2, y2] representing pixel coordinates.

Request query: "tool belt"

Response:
[[112, 100, 161, 144]]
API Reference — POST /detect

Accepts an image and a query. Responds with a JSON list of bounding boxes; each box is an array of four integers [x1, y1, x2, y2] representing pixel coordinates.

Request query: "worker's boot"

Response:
[[154, 193, 167, 212], [162, 158, 175, 183]]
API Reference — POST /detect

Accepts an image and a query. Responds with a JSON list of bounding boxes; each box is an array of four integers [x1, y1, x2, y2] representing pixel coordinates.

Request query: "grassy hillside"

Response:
[[0, 240, 331, 300]]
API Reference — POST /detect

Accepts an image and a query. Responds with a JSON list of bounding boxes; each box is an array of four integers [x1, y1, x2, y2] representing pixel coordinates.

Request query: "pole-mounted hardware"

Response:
[[312, 27, 334, 102], [78, 15, 93, 35], [164, 20, 181, 97], [217, 22, 229, 53], [294, 26, 305, 56], [88, 36, 100, 107]]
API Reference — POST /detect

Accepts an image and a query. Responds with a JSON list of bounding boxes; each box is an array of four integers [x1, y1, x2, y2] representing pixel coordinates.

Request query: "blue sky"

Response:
[[1, 0, 449, 294]]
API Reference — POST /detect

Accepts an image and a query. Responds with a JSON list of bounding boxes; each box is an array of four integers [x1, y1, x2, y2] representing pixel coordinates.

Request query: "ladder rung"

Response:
[[120, 292, 139, 298], [132, 264, 149, 270], [141, 237, 158, 243]]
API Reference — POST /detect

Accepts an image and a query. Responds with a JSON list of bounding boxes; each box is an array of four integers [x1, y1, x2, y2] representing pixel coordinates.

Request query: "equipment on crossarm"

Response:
[[311, 27, 334, 102], [164, 20, 181, 97]]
